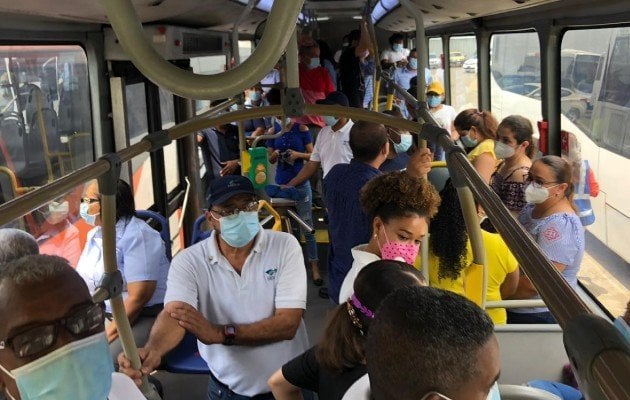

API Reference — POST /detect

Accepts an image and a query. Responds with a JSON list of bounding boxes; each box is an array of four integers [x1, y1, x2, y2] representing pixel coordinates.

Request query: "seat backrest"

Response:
[[0, 166, 17, 204], [0, 112, 27, 173], [191, 214, 211, 246], [498, 384, 562, 400], [68, 132, 93, 170], [427, 163, 450, 192], [136, 210, 172, 260]]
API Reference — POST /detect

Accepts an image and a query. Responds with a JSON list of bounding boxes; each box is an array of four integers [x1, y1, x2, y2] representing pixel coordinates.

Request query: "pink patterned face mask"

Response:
[[377, 226, 420, 265]]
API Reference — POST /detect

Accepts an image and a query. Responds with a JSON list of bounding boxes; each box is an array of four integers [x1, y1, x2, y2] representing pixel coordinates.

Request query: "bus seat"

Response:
[[163, 332, 209, 374], [136, 209, 172, 261], [0, 166, 17, 205], [428, 161, 450, 192], [498, 384, 562, 400], [68, 132, 93, 171], [191, 214, 211, 245]]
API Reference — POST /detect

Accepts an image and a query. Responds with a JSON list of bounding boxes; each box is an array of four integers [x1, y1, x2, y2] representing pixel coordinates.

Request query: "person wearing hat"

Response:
[[426, 81, 457, 161], [285, 91, 354, 191], [118, 175, 309, 400]]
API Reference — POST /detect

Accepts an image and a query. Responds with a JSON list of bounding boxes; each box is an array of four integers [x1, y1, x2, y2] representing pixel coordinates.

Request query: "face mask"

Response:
[[427, 95, 442, 108], [219, 211, 260, 248], [249, 91, 261, 102], [323, 115, 339, 127], [79, 202, 98, 226], [494, 141, 516, 159], [460, 135, 478, 147], [377, 226, 419, 265], [392, 43, 403, 52], [408, 57, 418, 69], [524, 183, 551, 204], [45, 201, 69, 225], [394, 133, 413, 154], [0, 333, 113, 400], [308, 58, 320, 69]]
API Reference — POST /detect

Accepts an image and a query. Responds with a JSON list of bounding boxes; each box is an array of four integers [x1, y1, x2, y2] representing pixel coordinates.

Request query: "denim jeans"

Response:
[[207, 373, 274, 400], [294, 181, 318, 262]]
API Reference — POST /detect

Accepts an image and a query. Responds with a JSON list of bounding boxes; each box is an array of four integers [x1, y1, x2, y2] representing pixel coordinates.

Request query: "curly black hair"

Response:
[[360, 171, 441, 222], [429, 180, 468, 280]]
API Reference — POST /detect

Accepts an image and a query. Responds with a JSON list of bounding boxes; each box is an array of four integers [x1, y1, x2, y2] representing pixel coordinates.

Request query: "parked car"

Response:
[[450, 51, 466, 67], [463, 57, 478, 73], [429, 53, 441, 68], [526, 85, 590, 122]]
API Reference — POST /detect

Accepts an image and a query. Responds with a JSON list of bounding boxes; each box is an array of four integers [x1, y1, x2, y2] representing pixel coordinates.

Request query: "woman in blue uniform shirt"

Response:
[[76, 179, 169, 359]]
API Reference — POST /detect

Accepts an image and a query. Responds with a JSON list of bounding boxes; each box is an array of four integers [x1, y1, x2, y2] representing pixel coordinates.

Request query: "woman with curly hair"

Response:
[[268, 259, 424, 400], [337, 171, 441, 303], [429, 180, 520, 324]]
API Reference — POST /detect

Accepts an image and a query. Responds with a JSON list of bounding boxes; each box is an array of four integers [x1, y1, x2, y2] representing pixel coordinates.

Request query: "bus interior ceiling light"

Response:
[[371, 0, 400, 23]]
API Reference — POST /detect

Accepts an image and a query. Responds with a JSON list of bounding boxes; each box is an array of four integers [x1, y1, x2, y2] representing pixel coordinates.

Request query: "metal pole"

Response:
[[400, 0, 427, 102], [232, 0, 259, 66]]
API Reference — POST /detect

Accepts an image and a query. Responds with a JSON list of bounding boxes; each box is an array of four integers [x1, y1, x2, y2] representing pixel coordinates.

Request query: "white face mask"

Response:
[[45, 201, 69, 225], [494, 141, 516, 159], [524, 183, 559, 204]]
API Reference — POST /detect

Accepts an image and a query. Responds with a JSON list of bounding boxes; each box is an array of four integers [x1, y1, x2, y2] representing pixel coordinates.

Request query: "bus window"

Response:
[[428, 37, 444, 80], [239, 40, 253, 62], [191, 55, 228, 113], [125, 82, 154, 210], [561, 28, 630, 316], [159, 87, 180, 194], [0, 45, 93, 189], [490, 32, 542, 125], [449, 35, 478, 111]]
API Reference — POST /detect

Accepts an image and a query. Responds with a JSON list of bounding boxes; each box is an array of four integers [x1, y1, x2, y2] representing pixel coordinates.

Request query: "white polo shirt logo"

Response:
[[264, 267, 278, 281]]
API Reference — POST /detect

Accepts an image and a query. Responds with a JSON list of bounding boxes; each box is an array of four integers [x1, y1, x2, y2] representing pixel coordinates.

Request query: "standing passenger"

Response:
[[197, 122, 241, 198], [507, 156, 584, 324], [491, 115, 535, 217], [380, 33, 409, 70], [76, 179, 169, 360], [454, 109, 500, 184], [118, 176, 309, 399], [339, 27, 371, 108], [426, 81, 457, 160]]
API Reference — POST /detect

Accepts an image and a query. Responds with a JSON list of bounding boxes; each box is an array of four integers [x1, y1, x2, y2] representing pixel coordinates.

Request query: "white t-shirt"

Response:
[[380, 48, 410, 64], [310, 119, 354, 177], [108, 372, 146, 399], [430, 104, 457, 136], [338, 244, 380, 304], [164, 229, 309, 397]]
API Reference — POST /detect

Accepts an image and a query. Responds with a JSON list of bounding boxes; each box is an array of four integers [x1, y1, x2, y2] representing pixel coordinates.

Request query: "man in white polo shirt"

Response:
[[285, 91, 354, 189], [118, 176, 309, 399]]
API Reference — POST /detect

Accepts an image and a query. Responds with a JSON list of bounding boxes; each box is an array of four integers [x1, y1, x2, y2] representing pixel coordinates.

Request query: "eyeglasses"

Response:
[[210, 201, 259, 219], [420, 392, 454, 400], [80, 198, 100, 204], [0, 303, 104, 358], [524, 174, 558, 188]]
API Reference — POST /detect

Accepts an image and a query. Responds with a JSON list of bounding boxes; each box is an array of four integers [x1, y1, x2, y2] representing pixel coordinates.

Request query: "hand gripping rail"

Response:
[[0, 105, 628, 399], [102, 0, 304, 99]]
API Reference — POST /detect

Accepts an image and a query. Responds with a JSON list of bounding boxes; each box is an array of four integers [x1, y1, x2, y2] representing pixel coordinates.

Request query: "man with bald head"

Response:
[[0, 255, 144, 399], [0, 229, 38, 266]]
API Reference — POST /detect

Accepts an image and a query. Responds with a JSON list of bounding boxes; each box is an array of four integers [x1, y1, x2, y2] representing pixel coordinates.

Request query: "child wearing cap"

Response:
[[426, 81, 458, 161]]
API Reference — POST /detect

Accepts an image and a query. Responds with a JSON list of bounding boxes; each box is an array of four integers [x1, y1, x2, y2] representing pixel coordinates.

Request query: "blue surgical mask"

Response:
[[427, 95, 442, 108], [461, 135, 478, 147], [250, 91, 261, 102], [0, 333, 113, 400], [394, 133, 413, 153], [408, 57, 418, 69], [220, 211, 260, 248], [392, 43, 403, 52], [79, 202, 98, 226], [323, 115, 339, 127], [308, 58, 320, 69]]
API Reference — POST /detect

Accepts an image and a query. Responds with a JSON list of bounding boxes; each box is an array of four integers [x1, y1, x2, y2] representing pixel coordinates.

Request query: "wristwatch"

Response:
[[223, 324, 236, 346]]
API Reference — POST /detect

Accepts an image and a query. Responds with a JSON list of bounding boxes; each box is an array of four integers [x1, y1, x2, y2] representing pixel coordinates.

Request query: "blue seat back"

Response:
[[191, 214, 211, 245], [163, 332, 209, 374], [136, 209, 172, 260]]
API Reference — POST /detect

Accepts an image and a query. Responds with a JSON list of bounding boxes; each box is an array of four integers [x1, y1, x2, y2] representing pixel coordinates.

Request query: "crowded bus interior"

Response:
[[0, 0, 629, 399]]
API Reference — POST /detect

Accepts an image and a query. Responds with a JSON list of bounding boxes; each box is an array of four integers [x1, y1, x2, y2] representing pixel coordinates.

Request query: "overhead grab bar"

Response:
[[102, 0, 304, 99], [232, 0, 259, 66]]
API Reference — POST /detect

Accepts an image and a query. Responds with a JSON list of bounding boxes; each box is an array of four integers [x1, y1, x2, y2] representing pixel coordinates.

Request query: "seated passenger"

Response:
[[0, 255, 144, 399], [338, 171, 440, 303], [118, 175, 309, 399], [35, 197, 82, 267], [0, 228, 38, 266], [507, 156, 584, 324], [490, 115, 535, 218], [76, 179, 169, 359], [428, 180, 520, 324], [268, 259, 425, 400], [363, 286, 500, 400], [454, 109, 500, 184]]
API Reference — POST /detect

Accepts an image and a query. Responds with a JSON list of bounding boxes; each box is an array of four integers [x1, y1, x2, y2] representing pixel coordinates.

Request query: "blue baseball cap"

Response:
[[207, 176, 255, 206], [316, 91, 349, 107]]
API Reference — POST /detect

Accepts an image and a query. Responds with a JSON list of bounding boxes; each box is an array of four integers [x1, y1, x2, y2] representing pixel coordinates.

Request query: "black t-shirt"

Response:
[[282, 346, 367, 400], [198, 124, 241, 181], [339, 47, 363, 108]]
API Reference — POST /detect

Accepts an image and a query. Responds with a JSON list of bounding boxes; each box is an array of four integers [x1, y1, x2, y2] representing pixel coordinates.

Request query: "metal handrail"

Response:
[[0, 104, 628, 399]]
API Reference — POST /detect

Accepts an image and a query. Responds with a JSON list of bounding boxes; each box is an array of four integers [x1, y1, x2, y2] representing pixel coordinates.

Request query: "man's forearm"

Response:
[[286, 161, 318, 186], [144, 310, 186, 356], [232, 309, 303, 346]]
